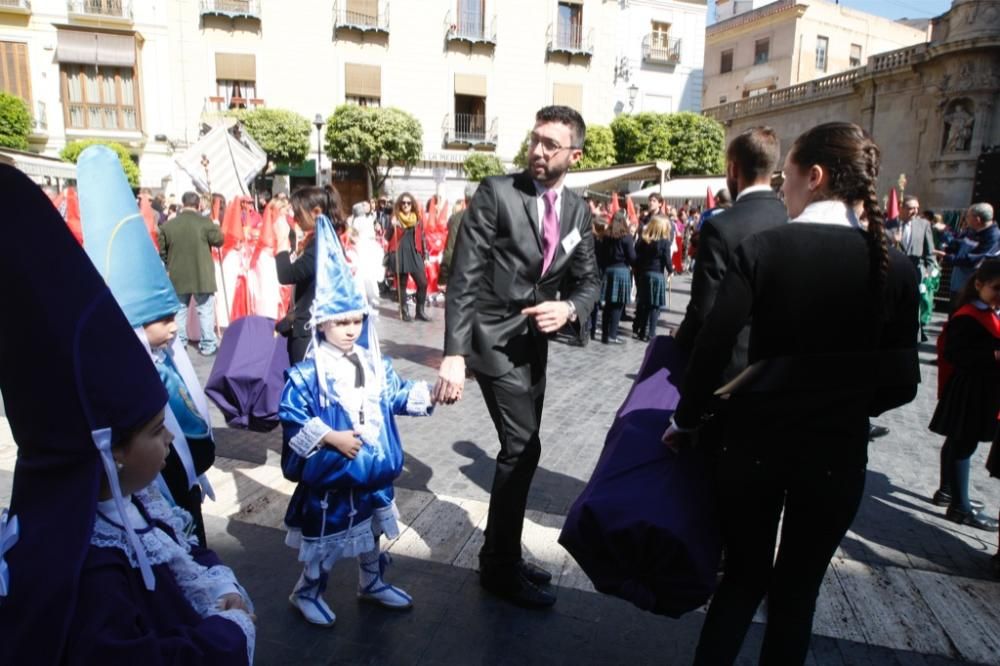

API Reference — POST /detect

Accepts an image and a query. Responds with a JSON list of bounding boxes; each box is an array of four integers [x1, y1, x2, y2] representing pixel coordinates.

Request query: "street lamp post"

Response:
[[627, 83, 639, 113], [314, 113, 324, 186]]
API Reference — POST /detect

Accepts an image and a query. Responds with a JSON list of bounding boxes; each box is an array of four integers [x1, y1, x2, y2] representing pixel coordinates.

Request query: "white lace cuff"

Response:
[[288, 417, 331, 458], [405, 381, 434, 416]]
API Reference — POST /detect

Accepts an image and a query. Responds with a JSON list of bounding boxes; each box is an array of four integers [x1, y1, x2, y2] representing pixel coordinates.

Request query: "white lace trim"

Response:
[[405, 381, 434, 416], [288, 417, 330, 458], [285, 500, 400, 567], [91, 489, 255, 661]]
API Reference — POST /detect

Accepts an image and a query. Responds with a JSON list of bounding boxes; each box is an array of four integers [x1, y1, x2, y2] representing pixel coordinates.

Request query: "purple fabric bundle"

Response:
[[206, 316, 289, 432], [559, 335, 722, 617]]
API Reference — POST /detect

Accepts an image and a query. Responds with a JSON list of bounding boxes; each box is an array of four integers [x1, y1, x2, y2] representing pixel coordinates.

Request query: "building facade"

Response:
[[703, 0, 929, 108], [702, 0, 1000, 211], [0, 0, 707, 203]]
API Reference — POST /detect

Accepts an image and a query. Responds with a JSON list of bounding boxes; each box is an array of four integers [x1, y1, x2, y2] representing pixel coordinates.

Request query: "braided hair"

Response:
[[788, 122, 889, 299]]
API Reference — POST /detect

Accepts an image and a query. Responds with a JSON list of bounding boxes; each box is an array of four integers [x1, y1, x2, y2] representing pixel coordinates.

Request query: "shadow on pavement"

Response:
[[842, 469, 997, 580], [452, 440, 586, 515]]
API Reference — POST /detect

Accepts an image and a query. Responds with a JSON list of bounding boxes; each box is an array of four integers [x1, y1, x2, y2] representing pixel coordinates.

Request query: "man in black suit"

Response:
[[673, 126, 787, 383], [435, 106, 600, 608]]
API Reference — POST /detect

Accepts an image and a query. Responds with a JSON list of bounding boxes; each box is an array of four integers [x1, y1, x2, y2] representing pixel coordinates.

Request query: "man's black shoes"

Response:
[[480, 564, 556, 609], [517, 559, 552, 585]]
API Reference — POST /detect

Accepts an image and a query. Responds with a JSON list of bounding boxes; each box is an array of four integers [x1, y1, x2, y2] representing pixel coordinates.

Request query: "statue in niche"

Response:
[[942, 100, 974, 153]]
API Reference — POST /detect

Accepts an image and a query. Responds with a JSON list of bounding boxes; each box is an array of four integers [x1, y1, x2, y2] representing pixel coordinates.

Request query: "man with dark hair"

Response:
[[435, 106, 600, 609], [674, 126, 786, 381], [641, 192, 664, 227], [159, 191, 224, 356]]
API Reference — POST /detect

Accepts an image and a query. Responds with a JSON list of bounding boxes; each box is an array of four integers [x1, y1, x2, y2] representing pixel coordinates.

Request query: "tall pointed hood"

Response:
[[0, 164, 167, 665], [78, 145, 181, 327]]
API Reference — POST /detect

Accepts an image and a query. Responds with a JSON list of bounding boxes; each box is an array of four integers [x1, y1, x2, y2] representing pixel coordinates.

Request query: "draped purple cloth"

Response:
[[558, 335, 722, 617], [205, 316, 289, 432]]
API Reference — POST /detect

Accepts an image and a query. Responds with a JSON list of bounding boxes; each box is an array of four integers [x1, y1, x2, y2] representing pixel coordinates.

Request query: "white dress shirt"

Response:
[[734, 184, 774, 202]]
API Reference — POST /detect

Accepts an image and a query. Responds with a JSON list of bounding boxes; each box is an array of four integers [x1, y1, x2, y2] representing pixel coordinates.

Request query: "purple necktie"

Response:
[[541, 189, 559, 274]]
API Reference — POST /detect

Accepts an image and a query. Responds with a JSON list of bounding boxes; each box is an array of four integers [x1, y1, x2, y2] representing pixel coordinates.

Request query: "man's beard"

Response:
[[532, 159, 569, 186]]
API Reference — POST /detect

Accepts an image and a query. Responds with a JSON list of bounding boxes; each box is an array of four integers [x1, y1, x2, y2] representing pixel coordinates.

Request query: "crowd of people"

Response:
[[1, 103, 998, 666]]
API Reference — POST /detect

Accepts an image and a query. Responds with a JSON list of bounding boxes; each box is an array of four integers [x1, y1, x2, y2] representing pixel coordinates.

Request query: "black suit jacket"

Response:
[[445, 171, 600, 376], [674, 224, 919, 469], [674, 190, 788, 381]]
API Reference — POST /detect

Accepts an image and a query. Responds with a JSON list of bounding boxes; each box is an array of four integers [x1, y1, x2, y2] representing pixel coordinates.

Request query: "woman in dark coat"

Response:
[[276, 185, 344, 364], [385, 192, 430, 322]]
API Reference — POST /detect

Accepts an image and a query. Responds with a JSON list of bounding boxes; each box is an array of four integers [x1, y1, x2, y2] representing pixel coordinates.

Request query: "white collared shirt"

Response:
[[534, 180, 564, 232], [735, 184, 773, 202], [791, 200, 862, 229]]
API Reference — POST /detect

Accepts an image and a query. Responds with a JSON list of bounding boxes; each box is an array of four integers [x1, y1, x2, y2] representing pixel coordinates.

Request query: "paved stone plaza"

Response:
[[2, 276, 999, 665]]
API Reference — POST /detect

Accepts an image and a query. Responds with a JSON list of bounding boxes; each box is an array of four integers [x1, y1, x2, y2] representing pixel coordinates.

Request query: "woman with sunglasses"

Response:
[[386, 192, 430, 321]]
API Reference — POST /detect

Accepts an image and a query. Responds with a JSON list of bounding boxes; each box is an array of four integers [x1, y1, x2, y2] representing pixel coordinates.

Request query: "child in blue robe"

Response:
[[0, 165, 254, 664], [280, 212, 433, 626], [78, 146, 217, 547]]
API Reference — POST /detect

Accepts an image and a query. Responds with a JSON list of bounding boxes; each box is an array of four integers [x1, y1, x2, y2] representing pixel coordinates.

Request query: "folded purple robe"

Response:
[[559, 335, 722, 617], [206, 315, 289, 432]]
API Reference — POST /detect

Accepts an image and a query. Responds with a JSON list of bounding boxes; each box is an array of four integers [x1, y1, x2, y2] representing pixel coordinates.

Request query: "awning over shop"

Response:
[[274, 159, 315, 178], [0, 148, 77, 183], [562, 162, 669, 193], [56, 29, 136, 67], [632, 175, 727, 206]]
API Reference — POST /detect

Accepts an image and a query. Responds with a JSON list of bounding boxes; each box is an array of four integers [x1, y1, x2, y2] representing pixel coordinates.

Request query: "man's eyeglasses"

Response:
[[529, 135, 580, 156]]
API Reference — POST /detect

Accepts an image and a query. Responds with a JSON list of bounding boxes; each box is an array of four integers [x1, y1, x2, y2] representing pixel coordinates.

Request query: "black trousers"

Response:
[[288, 334, 310, 365], [694, 449, 866, 665], [475, 363, 547, 572]]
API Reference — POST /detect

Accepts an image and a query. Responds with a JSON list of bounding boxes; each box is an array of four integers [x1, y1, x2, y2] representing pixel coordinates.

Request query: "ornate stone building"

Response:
[[703, 0, 1000, 212]]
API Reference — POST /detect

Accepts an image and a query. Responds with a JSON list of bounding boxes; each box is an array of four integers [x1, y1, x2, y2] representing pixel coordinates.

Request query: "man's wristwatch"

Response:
[[563, 300, 578, 322]]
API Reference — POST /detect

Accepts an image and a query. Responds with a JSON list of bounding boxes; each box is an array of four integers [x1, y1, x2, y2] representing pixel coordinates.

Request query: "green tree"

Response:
[[575, 124, 616, 170], [0, 93, 31, 151], [324, 105, 422, 195], [61, 139, 140, 187], [462, 153, 506, 182], [231, 108, 311, 164], [610, 111, 725, 176]]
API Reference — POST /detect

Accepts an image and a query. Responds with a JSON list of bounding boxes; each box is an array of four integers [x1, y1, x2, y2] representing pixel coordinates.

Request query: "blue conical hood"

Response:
[[311, 214, 368, 325], [78, 145, 181, 327]]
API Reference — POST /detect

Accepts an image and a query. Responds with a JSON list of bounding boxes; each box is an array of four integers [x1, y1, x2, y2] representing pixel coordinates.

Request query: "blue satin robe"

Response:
[[279, 355, 429, 543]]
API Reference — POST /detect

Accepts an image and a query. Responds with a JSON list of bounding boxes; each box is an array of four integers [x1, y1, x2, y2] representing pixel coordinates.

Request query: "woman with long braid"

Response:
[[664, 122, 920, 664]]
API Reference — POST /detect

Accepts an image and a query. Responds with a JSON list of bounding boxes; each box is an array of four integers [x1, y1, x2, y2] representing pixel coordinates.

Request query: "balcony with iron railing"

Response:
[[642, 34, 681, 65], [0, 0, 31, 15], [200, 0, 261, 19], [443, 113, 497, 148], [67, 0, 132, 21], [334, 0, 389, 34], [205, 96, 265, 114], [546, 23, 593, 57], [445, 10, 496, 45]]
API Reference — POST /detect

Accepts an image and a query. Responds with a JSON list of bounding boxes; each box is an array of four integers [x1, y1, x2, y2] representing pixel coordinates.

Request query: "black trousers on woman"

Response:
[[694, 448, 866, 665]]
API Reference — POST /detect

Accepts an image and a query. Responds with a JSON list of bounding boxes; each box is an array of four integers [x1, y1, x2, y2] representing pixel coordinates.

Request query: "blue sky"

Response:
[[708, 0, 954, 23]]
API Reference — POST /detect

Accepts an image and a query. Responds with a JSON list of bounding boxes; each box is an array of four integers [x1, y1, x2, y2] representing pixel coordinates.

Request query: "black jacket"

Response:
[[444, 171, 600, 376], [276, 240, 316, 340], [674, 190, 788, 381], [675, 223, 919, 469]]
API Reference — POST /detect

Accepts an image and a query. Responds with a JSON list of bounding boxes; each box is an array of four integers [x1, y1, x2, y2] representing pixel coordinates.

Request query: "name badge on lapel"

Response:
[[561, 227, 582, 254]]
